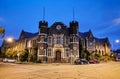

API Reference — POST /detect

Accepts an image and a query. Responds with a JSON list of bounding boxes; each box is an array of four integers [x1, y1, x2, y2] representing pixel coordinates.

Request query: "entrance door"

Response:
[[55, 51, 61, 62]]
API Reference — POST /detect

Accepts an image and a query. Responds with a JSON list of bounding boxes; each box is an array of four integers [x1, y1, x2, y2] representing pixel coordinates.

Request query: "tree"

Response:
[[84, 50, 90, 60], [0, 27, 5, 57], [28, 52, 34, 62], [5, 48, 13, 58], [33, 47, 38, 62], [95, 53, 101, 59], [28, 47, 38, 62], [80, 50, 87, 58], [79, 39, 84, 58], [12, 51, 18, 59], [19, 49, 29, 62]]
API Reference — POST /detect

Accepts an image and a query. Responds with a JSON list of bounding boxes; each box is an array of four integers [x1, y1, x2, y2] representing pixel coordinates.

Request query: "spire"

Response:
[[73, 7, 75, 21], [43, 7, 45, 21]]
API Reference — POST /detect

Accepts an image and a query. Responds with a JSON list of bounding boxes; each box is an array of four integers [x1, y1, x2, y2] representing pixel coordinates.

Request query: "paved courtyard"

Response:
[[0, 62, 120, 79]]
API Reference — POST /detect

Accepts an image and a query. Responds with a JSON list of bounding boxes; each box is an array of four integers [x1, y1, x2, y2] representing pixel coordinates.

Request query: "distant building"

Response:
[[114, 49, 120, 61], [1, 20, 111, 63]]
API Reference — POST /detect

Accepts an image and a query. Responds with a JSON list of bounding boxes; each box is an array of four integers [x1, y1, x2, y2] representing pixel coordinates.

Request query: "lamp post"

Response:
[[70, 49, 74, 64], [17, 53, 20, 62]]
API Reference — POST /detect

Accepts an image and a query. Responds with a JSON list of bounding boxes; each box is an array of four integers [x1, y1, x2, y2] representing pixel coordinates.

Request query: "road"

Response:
[[0, 62, 120, 79]]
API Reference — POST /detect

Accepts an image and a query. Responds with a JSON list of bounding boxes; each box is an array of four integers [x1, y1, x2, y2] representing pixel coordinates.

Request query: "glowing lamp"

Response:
[[7, 37, 14, 43], [115, 39, 120, 43]]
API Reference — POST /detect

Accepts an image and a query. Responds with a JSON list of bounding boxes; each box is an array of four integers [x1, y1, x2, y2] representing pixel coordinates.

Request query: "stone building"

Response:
[[1, 20, 111, 63]]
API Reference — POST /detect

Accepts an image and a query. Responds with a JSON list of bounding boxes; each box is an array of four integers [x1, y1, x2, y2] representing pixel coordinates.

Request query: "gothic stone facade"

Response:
[[1, 21, 111, 63], [38, 21, 79, 63]]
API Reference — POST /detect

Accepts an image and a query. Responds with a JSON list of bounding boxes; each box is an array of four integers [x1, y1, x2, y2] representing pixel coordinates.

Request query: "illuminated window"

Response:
[[56, 36, 61, 44], [27, 41, 31, 47], [48, 48, 51, 56]]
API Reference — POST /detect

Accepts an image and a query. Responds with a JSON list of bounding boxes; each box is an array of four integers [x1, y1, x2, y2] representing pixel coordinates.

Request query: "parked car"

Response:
[[74, 58, 89, 65], [89, 59, 99, 64], [3, 58, 16, 63], [80, 58, 89, 64]]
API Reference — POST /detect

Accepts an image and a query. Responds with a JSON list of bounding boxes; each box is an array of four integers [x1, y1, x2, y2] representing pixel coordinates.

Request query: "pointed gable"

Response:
[[79, 29, 94, 39], [48, 22, 69, 35], [88, 29, 94, 38], [19, 30, 25, 39]]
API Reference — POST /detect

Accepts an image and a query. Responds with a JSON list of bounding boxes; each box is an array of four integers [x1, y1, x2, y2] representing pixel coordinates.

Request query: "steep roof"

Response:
[[19, 30, 38, 39], [79, 30, 110, 45], [94, 37, 108, 43], [79, 30, 93, 38], [94, 37, 111, 46], [79, 32, 89, 38], [23, 31, 38, 38]]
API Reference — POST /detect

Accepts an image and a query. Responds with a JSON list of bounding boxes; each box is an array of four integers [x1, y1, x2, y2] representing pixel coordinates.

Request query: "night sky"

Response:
[[0, 0, 120, 50]]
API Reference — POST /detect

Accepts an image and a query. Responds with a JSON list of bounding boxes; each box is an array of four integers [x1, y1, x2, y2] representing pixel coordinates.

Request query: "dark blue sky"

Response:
[[0, 0, 120, 49]]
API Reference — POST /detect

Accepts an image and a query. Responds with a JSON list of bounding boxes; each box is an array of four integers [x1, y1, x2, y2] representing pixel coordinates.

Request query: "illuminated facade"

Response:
[[1, 20, 111, 63]]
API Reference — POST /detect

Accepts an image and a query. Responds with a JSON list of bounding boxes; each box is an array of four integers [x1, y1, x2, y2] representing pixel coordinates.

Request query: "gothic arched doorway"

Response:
[[55, 50, 61, 62]]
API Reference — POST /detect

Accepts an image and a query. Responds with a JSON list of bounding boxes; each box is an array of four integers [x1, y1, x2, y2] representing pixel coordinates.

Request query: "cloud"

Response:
[[112, 18, 120, 26]]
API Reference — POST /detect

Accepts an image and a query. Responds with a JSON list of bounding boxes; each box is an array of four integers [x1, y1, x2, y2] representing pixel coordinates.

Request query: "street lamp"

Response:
[[111, 39, 120, 52], [17, 53, 20, 62], [6, 37, 14, 43]]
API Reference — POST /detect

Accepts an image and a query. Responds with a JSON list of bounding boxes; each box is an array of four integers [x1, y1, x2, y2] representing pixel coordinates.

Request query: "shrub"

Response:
[[99, 55, 112, 62], [88, 54, 95, 60], [110, 54, 117, 61]]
